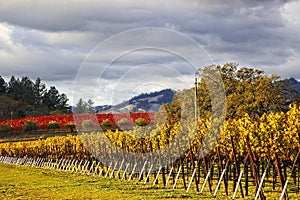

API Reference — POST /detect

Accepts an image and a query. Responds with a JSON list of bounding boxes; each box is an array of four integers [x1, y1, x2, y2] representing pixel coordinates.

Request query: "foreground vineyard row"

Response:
[[0, 154, 299, 200]]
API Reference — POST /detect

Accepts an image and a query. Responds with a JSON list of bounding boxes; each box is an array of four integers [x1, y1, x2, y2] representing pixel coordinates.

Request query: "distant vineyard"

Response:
[[0, 112, 154, 131]]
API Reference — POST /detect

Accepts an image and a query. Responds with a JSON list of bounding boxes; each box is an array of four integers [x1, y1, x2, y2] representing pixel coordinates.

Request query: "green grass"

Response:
[[0, 163, 210, 200], [0, 163, 299, 199]]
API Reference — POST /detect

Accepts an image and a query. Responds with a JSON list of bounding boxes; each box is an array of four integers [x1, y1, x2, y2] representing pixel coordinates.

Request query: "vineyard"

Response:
[[0, 105, 300, 199], [0, 112, 154, 132]]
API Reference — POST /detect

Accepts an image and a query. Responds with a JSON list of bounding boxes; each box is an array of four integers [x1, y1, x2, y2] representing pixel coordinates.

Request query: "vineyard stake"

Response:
[[75, 160, 83, 173], [254, 161, 270, 200], [98, 168, 103, 178], [116, 159, 125, 178], [232, 169, 244, 199], [165, 166, 174, 186], [105, 162, 112, 178], [15, 157, 21, 166], [51, 158, 58, 170], [37, 158, 43, 167], [59, 158, 66, 170], [138, 161, 147, 181], [56, 158, 63, 170], [82, 160, 90, 175], [78, 160, 86, 174], [213, 162, 228, 197], [93, 161, 100, 177], [279, 180, 288, 200], [246, 135, 265, 200], [40, 158, 46, 168], [64, 159, 71, 171], [88, 161, 95, 176], [109, 160, 119, 179], [33, 158, 39, 168], [128, 163, 137, 182], [230, 135, 244, 198], [186, 168, 197, 193], [62, 159, 69, 170], [72, 160, 79, 173], [200, 170, 211, 193], [45, 159, 51, 169], [279, 151, 299, 200], [68, 159, 75, 171], [121, 163, 130, 181], [217, 147, 228, 195], [65, 159, 73, 170], [172, 165, 182, 190], [152, 165, 162, 186], [144, 163, 154, 185], [31, 158, 37, 168]]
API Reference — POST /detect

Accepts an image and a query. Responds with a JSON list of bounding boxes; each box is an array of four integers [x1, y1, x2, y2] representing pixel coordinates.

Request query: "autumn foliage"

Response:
[[0, 112, 154, 132]]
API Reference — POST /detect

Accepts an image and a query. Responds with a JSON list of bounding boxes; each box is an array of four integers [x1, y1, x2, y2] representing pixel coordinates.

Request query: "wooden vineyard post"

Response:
[[213, 161, 228, 197], [82, 160, 90, 175], [88, 161, 95, 176], [93, 161, 100, 176], [156, 138, 166, 186], [279, 152, 299, 200], [143, 141, 155, 184], [245, 135, 266, 200], [121, 162, 129, 181], [72, 160, 79, 173], [116, 159, 125, 178], [217, 147, 228, 196], [144, 161, 154, 185], [138, 160, 147, 181], [172, 165, 182, 190], [166, 139, 174, 186], [254, 160, 270, 200], [187, 138, 199, 192], [165, 165, 173, 186], [177, 139, 187, 190], [268, 128, 288, 200], [200, 150, 212, 193], [109, 159, 119, 179], [272, 162, 276, 190], [104, 162, 112, 178], [274, 153, 288, 200], [200, 168, 211, 193], [232, 155, 248, 199], [152, 165, 162, 186], [230, 135, 244, 198], [128, 163, 137, 182]]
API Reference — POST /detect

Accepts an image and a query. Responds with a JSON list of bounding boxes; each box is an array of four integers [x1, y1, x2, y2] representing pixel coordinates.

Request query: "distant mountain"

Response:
[[288, 78, 300, 93], [95, 89, 175, 113]]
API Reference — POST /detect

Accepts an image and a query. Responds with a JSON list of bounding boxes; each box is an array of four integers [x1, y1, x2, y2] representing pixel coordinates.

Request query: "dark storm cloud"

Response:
[[0, 0, 299, 104]]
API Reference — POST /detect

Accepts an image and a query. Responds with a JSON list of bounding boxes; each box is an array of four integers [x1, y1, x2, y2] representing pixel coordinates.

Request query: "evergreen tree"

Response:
[[74, 98, 88, 114], [44, 86, 68, 112], [33, 77, 46, 106], [0, 76, 7, 94]]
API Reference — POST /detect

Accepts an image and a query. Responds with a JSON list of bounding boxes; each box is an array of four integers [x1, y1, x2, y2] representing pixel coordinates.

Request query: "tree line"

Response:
[[0, 76, 69, 120], [166, 63, 300, 121]]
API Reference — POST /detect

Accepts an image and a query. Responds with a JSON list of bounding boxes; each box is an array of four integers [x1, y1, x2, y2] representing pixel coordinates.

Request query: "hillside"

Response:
[[95, 89, 174, 113], [288, 77, 300, 92]]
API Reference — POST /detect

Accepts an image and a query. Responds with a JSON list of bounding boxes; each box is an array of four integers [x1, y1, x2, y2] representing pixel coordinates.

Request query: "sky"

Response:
[[0, 0, 300, 106]]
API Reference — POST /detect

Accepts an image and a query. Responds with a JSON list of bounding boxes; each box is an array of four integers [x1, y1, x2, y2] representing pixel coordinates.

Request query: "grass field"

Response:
[[0, 163, 214, 200], [0, 163, 298, 200]]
